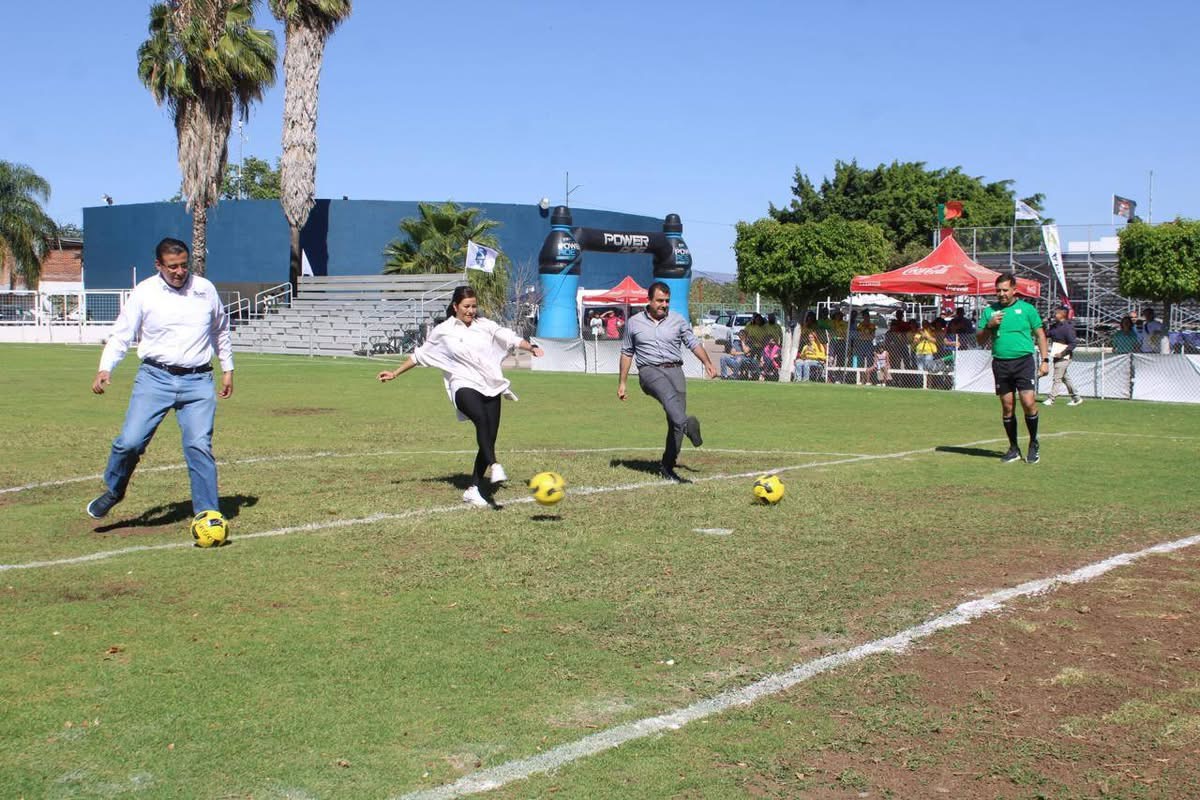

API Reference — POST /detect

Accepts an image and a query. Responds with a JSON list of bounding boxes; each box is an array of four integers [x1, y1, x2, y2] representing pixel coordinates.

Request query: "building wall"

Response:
[[2, 242, 83, 289], [82, 200, 676, 293]]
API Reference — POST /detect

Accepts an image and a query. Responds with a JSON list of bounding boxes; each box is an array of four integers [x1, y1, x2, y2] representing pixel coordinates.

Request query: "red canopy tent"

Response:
[[850, 235, 1040, 297], [581, 276, 649, 305]]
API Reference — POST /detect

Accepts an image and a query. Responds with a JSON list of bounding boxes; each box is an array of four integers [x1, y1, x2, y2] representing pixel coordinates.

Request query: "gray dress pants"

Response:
[[638, 364, 688, 468]]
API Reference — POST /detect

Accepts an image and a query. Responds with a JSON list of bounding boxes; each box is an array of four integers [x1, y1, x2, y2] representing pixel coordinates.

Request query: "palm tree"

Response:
[[0, 161, 56, 288], [269, 0, 352, 289], [137, 0, 277, 276], [384, 201, 510, 318]]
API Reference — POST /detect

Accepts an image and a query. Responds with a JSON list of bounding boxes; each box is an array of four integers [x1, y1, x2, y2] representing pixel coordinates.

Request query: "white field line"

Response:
[[0, 434, 1066, 573], [0, 448, 870, 497], [394, 532, 1200, 800]]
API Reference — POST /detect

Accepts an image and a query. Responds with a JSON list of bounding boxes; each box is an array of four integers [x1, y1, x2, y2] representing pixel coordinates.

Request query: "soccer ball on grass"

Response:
[[528, 471, 566, 506], [191, 510, 229, 547], [752, 474, 785, 505]]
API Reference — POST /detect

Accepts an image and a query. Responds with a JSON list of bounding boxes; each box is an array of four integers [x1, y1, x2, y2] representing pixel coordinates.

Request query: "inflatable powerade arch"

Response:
[[536, 206, 692, 338]]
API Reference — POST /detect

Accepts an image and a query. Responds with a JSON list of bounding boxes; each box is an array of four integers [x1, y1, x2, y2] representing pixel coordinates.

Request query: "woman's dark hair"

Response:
[[447, 285, 478, 318]]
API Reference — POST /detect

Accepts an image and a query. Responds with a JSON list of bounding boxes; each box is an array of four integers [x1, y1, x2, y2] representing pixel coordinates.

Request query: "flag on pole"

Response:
[[1041, 224, 1070, 300], [465, 240, 499, 273], [1014, 199, 1041, 221], [1113, 195, 1137, 219], [937, 201, 963, 222]]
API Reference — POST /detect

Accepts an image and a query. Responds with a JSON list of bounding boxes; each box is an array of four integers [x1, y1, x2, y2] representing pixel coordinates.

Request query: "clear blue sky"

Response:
[[2, 1, 1196, 275]]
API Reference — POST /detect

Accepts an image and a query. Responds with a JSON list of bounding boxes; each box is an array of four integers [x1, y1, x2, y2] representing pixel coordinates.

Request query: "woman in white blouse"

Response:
[[377, 286, 543, 507]]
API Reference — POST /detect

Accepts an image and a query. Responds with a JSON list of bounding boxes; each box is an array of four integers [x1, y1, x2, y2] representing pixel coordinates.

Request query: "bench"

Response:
[[824, 366, 953, 390]]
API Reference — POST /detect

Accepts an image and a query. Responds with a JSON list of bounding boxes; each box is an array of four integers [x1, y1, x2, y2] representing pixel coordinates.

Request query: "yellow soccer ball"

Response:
[[752, 474, 785, 505], [528, 471, 566, 506], [191, 510, 229, 548]]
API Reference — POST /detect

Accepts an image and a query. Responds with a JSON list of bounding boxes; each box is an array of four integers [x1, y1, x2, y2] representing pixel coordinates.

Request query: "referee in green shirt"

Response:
[[976, 274, 1050, 464]]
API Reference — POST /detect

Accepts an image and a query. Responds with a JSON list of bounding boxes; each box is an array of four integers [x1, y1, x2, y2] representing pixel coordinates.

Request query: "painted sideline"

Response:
[[393, 532, 1200, 800], [0, 435, 1043, 573]]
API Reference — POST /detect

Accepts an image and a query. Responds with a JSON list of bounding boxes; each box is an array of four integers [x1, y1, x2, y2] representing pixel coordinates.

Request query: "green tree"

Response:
[[0, 161, 56, 288], [734, 217, 891, 380], [138, 0, 277, 276], [1118, 219, 1200, 329], [770, 159, 1048, 259], [270, 0, 352, 289], [222, 155, 282, 199], [383, 201, 510, 318]]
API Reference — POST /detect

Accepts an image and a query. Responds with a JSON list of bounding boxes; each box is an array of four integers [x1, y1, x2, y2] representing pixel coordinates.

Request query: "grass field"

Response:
[[2, 342, 1198, 799]]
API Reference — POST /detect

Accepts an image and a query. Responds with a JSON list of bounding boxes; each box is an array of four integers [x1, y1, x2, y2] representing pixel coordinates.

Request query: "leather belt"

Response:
[[647, 361, 683, 368], [143, 358, 213, 375]]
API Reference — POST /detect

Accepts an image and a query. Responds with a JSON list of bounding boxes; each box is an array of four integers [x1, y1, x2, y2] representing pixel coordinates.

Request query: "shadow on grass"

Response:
[[608, 458, 697, 478], [935, 446, 1004, 459], [426, 473, 475, 491], [94, 494, 259, 533]]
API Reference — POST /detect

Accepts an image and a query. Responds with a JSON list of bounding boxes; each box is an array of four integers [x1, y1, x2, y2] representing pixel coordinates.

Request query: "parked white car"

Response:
[[709, 312, 755, 344]]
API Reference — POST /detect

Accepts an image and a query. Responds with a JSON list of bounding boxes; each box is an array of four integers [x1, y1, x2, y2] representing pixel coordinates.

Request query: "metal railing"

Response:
[[254, 282, 292, 316]]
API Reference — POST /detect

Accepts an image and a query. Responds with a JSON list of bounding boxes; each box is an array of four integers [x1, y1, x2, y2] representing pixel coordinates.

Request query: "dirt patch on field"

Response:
[[749, 548, 1200, 798]]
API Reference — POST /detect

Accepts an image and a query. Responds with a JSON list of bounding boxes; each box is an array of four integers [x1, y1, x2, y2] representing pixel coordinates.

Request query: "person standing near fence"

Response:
[[377, 285, 543, 508], [618, 282, 717, 483], [87, 237, 233, 525], [977, 274, 1049, 464], [1044, 305, 1082, 407]]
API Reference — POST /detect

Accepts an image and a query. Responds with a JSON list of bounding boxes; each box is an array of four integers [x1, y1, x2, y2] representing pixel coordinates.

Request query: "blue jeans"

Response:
[[104, 364, 219, 514], [720, 354, 748, 378], [794, 360, 822, 382]]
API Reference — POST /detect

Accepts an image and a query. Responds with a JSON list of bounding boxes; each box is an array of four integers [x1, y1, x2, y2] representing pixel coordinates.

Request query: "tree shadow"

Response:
[[934, 446, 1004, 460], [94, 494, 259, 533]]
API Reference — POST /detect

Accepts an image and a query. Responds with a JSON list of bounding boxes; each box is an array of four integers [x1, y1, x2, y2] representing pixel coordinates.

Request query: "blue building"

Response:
[[82, 200, 669, 294]]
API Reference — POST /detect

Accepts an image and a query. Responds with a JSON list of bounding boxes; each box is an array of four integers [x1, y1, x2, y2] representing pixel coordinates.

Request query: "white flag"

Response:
[[1015, 199, 1041, 221], [1041, 224, 1069, 297], [465, 240, 499, 273], [300, 248, 314, 277]]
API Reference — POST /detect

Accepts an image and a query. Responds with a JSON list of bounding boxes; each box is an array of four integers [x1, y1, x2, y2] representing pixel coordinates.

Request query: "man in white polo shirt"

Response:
[[87, 237, 234, 524]]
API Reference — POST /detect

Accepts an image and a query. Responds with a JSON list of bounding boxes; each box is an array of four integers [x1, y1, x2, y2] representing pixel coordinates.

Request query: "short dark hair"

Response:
[[155, 237, 189, 262], [995, 273, 1018, 288], [647, 281, 670, 300]]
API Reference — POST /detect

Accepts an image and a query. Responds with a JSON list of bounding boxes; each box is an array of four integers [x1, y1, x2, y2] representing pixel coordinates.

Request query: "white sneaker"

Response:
[[488, 463, 508, 484], [1067, 397, 1083, 406], [1042, 397, 1054, 406], [462, 485, 488, 508]]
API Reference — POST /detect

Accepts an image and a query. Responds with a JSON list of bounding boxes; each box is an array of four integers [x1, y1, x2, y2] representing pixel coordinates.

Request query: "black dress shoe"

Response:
[[684, 416, 703, 447], [659, 465, 690, 484]]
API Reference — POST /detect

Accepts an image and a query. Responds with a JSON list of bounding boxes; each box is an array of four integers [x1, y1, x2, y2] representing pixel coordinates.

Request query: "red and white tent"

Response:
[[581, 276, 649, 306], [850, 236, 1040, 297]]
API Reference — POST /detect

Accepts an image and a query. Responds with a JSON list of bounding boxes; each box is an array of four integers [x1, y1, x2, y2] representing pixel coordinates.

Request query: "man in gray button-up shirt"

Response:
[[618, 282, 717, 482]]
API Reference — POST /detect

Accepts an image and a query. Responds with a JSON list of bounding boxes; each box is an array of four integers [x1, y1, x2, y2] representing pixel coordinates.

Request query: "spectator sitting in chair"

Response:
[[914, 319, 941, 372], [760, 337, 782, 381], [863, 343, 891, 386], [793, 331, 827, 382], [720, 330, 751, 380]]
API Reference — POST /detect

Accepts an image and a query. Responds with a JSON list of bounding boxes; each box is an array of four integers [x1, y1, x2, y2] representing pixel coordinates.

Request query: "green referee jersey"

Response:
[[980, 299, 1042, 359]]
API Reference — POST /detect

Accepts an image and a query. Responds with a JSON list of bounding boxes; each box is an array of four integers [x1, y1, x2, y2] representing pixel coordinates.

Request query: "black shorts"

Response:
[[992, 354, 1036, 395]]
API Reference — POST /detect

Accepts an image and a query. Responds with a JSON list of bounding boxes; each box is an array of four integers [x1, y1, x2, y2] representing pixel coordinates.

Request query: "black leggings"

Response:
[[453, 388, 502, 486]]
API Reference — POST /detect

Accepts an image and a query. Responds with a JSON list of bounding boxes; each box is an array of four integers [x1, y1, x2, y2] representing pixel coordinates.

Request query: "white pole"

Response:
[[1148, 170, 1154, 224]]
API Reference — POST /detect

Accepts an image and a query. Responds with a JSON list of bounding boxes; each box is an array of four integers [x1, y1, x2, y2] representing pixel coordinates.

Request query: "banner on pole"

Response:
[[1042, 224, 1069, 300], [465, 240, 499, 273]]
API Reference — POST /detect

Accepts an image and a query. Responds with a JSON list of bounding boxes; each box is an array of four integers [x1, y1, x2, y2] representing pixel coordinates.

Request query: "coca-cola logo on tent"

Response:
[[901, 265, 951, 276]]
